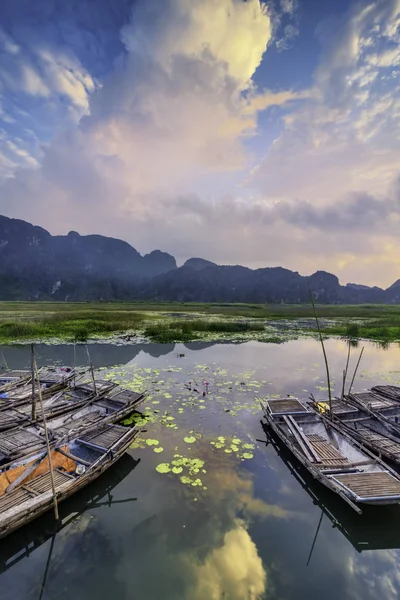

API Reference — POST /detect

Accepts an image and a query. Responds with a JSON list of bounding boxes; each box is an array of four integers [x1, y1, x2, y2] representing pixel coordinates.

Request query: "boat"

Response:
[[0, 452, 139, 575], [260, 421, 400, 553], [0, 366, 76, 408], [0, 385, 145, 464], [0, 371, 30, 387], [0, 378, 116, 432], [371, 385, 400, 402], [309, 395, 400, 467], [0, 422, 139, 539], [261, 397, 400, 512]]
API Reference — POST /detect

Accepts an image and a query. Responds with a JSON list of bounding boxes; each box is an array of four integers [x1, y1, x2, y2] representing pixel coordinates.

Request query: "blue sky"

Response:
[[0, 0, 399, 286]]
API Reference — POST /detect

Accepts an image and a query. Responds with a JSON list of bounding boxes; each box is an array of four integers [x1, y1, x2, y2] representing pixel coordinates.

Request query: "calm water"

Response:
[[1, 338, 400, 600]]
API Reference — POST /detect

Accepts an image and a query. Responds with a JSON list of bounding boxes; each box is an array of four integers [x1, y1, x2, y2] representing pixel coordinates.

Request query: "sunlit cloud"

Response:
[[0, 0, 399, 287]]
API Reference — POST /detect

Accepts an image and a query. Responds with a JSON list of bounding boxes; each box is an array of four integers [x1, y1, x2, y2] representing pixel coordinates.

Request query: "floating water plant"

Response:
[[156, 463, 171, 473]]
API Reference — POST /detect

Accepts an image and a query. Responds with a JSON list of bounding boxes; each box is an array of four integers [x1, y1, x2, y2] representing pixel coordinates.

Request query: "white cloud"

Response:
[[1, 0, 400, 288], [121, 0, 271, 85]]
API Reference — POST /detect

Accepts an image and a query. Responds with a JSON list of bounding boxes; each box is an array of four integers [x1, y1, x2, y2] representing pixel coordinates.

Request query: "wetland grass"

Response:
[[1, 300, 400, 343]]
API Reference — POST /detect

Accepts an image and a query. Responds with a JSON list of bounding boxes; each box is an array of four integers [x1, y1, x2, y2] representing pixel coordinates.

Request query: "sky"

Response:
[[0, 0, 399, 288]]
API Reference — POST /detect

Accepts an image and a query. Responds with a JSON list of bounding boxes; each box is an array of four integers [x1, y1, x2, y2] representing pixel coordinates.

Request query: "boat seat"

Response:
[[306, 434, 350, 466]]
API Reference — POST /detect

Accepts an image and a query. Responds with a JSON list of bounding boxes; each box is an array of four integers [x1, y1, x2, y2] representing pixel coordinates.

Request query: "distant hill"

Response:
[[0, 214, 398, 303], [0, 215, 176, 300]]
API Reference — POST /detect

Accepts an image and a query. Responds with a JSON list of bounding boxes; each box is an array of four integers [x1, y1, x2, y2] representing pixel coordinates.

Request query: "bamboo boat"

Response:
[[0, 386, 145, 464], [0, 422, 138, 539], [0, 452, 139, 574], [309, 393, 400, 467], [0, 379, 116, 432], [261, 421, 400, 553], [261, 397, 400, 513], [0, 371, 30, 387], [0, 367, 76, 408]]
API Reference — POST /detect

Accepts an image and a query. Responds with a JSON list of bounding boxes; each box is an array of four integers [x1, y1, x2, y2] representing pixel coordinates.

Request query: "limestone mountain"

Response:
[[0, 215, 398, 303]]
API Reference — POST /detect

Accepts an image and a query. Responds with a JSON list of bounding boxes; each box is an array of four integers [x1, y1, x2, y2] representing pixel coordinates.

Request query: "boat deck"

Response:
[[266, 398, 309, 416], [331, 472, 400, 500], [106, 389, 144, 406], [330, 398, 359, 415], [353, 426, 400, 459], [347, 392, 398, 411], [0, 469, 73, 512], [372, 385, 400, 402], [0, 428, 46, 462], [77, 424, 130, 452]]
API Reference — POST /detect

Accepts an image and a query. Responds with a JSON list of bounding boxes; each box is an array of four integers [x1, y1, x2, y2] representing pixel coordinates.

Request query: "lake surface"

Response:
[[1, 338, 400, 600]]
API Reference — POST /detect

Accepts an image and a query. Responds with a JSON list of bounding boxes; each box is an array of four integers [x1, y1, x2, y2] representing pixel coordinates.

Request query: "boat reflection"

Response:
[[0, 453, 139, 574], [261, 422, 400, 553]]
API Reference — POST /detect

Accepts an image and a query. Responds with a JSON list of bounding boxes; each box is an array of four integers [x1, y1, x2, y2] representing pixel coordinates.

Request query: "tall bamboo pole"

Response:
[[309, 288, 332, 418], [31, 344, 37, 421], [341, 342, 351, 399], [348, 346, 365, 395], [86, 344, 97, 395], [0, 347, 8, 371], [33, 358, 59, 521]]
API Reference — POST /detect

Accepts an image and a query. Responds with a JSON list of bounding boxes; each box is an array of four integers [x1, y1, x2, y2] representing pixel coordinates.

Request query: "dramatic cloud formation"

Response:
[[0, 0, 399, 286]]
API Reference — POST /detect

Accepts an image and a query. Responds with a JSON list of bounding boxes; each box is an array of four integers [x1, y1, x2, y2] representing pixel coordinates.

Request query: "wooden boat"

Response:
[[0, 367, 76, 408], [261, 397, 400, 512], [309, 395, 400, 466], [371, 385, 400, 402], [0, 422, 138, 539], [0, 386, 145, 464], [0, 371, 30, 387], [0, 452, 139, 574], [0, 379, 116, 433], [46, 386, 146, 440], [261, 421, 400, 553]]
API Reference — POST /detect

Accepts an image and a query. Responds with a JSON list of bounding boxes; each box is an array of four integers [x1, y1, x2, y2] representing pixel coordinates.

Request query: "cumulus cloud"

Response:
[[1, 0, 274, 220], [1, 0, 400, 287]]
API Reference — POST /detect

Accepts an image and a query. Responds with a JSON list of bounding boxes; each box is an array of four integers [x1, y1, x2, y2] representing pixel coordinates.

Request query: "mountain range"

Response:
[[1, 215, 399, 303]]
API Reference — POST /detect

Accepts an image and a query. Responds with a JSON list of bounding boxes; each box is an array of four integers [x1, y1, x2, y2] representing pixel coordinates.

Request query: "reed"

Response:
[[309, 288, 332, 417]]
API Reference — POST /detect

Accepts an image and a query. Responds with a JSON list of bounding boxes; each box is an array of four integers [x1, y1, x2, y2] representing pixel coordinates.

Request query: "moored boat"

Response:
[[261, 397, 400, 512], [0, 452, 139, 574], [0, 385, 145, 464], [261, 421, 400, 553], [0, 422, 138, 539], [0, 378, 116, 433], [310, 395, 400, 466]]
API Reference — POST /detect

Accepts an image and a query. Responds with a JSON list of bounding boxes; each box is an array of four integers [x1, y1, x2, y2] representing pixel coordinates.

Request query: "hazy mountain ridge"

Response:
[[0, 215, 397, 303]]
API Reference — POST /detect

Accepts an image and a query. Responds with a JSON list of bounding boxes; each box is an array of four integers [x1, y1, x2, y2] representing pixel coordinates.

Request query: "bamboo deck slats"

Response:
[[332, 472, 400, 498]]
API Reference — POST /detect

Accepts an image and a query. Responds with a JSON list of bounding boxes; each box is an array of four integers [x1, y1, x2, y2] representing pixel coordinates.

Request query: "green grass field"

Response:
[[0, 301, 400, 343]]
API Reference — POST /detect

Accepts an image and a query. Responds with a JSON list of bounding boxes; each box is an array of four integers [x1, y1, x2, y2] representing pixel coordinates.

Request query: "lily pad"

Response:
[[242, 453, 254, 460], [184, 436, 196, 444], [156, 463, 171, 473]]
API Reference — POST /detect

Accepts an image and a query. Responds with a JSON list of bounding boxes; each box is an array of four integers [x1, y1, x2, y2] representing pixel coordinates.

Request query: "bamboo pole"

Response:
[[31, 344, 37, 421], [0, 347, 8, 371], [86, 344, 97, 396], [341, 341, 351, 399], [348, 346, 365, 395], [309, 288, 332, 418], [73, 342, 76, 386], [33, 358, 59, 521]]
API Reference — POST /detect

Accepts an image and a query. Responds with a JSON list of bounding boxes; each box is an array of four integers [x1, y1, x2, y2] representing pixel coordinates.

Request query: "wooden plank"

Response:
[[283, 416, 319, 463]]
